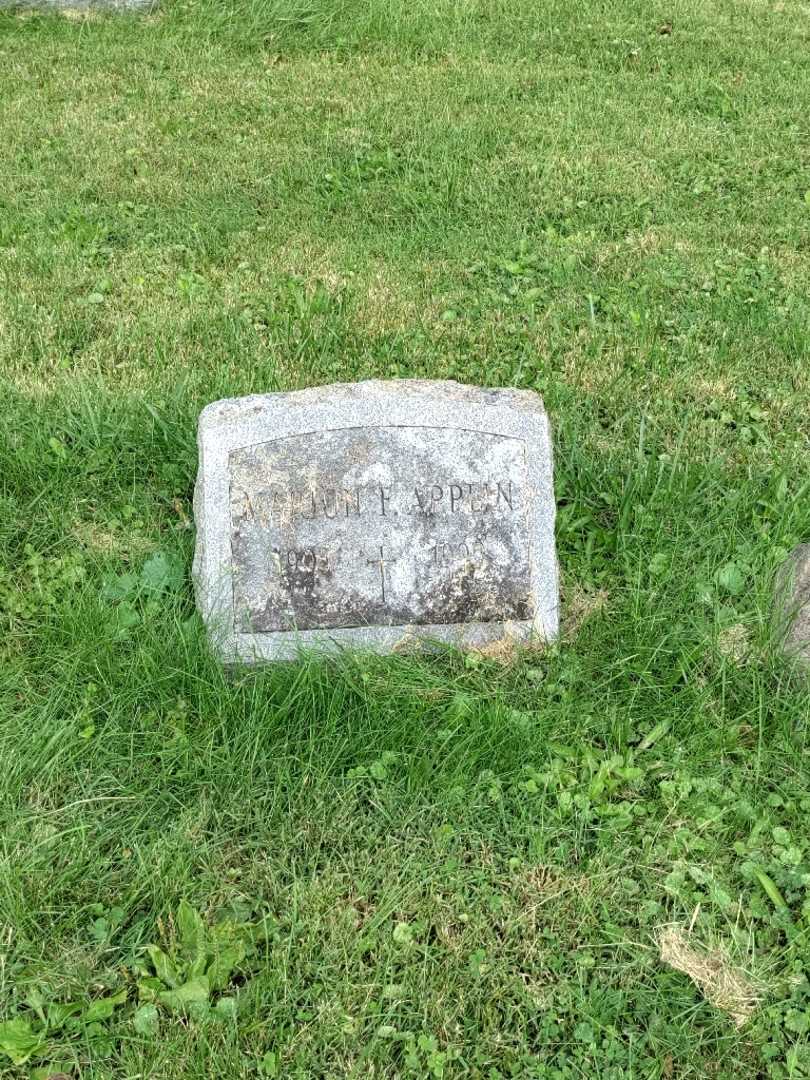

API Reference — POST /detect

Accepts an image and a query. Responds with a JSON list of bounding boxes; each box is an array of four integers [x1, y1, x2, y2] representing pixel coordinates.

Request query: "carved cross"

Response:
[[366, 545, 389, 604]]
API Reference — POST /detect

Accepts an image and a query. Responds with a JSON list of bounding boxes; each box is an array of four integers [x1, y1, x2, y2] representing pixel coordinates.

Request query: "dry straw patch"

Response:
[[717, 623, 753, 665], [657, 924, 763, 1027], [72, 520, 152, 557], [469, 629, 554, 666], [561, 582, 609, 641], [508, 864, 598, 971], [469, 631, 523, 666]]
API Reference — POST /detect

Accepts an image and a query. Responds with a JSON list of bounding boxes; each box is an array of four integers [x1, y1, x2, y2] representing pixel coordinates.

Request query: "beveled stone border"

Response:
[[193, 380, 559, 663]]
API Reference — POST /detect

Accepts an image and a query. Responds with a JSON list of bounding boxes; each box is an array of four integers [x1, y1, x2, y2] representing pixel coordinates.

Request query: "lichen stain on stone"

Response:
[[228, 423, 533, 633]]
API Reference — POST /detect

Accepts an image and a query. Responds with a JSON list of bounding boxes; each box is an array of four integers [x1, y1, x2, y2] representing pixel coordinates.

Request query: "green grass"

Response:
[[1, 0, 810, 1075]]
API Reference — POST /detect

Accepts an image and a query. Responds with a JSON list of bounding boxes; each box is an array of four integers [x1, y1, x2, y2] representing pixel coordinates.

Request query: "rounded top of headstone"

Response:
[[198, 380, 547, 431]]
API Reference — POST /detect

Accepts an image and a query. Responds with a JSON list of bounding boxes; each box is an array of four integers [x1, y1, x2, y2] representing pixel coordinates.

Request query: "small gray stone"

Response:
[[193, 380, 559, 663], [775, 544, 810, 667]]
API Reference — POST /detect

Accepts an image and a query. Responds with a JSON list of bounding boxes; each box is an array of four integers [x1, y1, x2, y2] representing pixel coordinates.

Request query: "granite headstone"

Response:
[[0, 0, 152, 8], [193, 380, 558, 662]]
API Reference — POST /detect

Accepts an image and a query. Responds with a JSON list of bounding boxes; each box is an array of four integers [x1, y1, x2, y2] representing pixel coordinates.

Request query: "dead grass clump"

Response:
[[72, 521, 151, 557], [510, 864, 592, 937], [469, 632, 521, 666], [717, 623, 753, 664], [658, 924, 762, 1027]]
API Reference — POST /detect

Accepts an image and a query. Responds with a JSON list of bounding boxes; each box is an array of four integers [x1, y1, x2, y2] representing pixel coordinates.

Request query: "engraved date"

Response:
[[429, 539, 486, 566], [272, 547, 333, 574]]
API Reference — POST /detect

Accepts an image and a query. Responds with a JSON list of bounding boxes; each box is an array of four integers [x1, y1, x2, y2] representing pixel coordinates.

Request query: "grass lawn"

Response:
[[1, 0, 810, 1075]]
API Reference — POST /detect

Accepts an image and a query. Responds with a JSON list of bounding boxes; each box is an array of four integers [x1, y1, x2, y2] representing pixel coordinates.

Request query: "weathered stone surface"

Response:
[[775, 544, 810, 667], [0, 0, 151, 9], [193, 380, 558, 663]]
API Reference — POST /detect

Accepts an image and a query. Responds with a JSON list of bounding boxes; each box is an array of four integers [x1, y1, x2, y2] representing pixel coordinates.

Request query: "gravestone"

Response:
[[0, 0, 151, 8], [774, 544, 810, 668], [193, 380, 558, 663]]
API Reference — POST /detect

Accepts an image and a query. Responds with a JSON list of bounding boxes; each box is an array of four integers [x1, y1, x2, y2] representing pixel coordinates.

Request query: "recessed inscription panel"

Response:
[[229, 426, 531, 633]]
